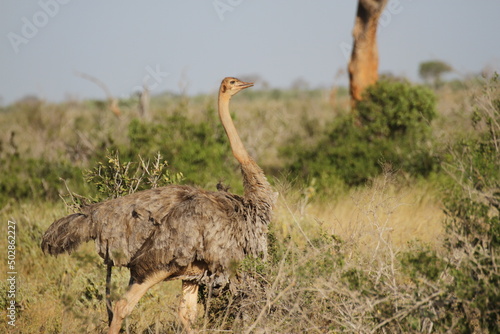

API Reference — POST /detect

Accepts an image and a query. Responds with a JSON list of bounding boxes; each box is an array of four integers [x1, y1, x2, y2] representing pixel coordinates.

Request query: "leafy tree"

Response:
[[419, 60, 453, 87]]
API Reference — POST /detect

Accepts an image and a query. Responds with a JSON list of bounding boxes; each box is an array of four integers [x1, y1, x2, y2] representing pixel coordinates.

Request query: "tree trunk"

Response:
[[348, 0, 388, 106]]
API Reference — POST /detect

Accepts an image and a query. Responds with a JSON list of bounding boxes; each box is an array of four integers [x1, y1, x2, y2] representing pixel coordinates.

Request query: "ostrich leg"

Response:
[[179, 280, 199, 333], [108, 270, 170, 334]]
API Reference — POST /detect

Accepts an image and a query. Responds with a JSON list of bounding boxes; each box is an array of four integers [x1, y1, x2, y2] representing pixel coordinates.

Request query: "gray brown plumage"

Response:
[[41, 77, 276, 334]]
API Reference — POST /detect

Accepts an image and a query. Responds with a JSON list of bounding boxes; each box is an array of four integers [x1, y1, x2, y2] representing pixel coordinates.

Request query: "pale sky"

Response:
[[1, 0, 499, 105]]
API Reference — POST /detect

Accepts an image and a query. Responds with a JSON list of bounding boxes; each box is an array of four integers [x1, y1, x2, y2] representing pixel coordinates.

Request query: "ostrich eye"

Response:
[[230, 80, 235, 84]]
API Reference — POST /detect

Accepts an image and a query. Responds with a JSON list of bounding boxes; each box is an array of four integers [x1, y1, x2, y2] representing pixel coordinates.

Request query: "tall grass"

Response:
[[0, 172, 445, 333]]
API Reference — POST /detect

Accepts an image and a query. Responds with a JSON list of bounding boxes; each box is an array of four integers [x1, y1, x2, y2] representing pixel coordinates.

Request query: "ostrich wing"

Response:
[[88, 185, 195, 266], [130, 188, 247, 282]]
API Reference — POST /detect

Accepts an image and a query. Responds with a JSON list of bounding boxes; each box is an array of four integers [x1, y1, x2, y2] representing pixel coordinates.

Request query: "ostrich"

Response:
[[41, 77, 277, 333]]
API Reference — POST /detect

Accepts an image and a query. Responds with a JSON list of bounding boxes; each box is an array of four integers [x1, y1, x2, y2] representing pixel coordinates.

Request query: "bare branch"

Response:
[[74, 70, 121, 117]]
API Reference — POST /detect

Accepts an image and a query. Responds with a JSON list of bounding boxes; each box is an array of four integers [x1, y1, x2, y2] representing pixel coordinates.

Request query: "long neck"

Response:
[[218, 92, 276, 206], [218, 94, 250, 164]]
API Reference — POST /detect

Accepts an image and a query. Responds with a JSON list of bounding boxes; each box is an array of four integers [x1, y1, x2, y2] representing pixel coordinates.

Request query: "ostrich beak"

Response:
[[238, 81, 254, 89]]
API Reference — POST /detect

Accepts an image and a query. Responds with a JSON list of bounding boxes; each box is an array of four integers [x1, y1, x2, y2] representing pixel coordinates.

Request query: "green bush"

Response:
[[286, 80, 438, 188], [123, 109, 240, 190], [0, 155, 82, 206], [356, 79, 437, 141]]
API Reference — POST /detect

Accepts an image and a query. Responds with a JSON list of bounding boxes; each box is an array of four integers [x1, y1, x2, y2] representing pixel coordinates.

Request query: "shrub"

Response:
[[356, 79, 437, 141], [199, 230, 348, 332], [400, 245, 445, 282], [287, 79, 438, 188], [84, 150, 183, 201], [401, 74, 499, 333], [440, 74, 500, 332], [0, 155, 82, 206], [123, 109, 239, 190]]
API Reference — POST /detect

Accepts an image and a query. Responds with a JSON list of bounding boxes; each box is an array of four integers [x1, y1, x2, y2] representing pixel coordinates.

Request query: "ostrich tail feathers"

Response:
[[41, 213, 93, 255]]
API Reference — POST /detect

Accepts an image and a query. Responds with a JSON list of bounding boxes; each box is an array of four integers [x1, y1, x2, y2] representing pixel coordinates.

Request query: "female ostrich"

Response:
[[41, 77, 276, 333]]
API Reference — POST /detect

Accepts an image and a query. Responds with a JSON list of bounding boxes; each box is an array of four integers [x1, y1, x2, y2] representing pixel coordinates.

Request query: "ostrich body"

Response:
[[41, 77, 276, 333]]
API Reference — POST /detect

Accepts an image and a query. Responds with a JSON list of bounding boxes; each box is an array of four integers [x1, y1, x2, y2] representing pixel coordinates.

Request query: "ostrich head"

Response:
[[220, 77, 254, 97]]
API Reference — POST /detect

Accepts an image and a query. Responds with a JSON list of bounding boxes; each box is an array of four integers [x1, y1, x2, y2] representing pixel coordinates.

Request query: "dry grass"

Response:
[[203, 170, 448, 333], [0, 172, 446, 333], [319, 180, 444, 250], [0, 201, 181, 333], [274, 172, 444, 252]]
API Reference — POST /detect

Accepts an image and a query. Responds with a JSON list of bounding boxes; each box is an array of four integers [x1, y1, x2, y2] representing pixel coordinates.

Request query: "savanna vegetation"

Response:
[[0, 73, 498, 333]]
